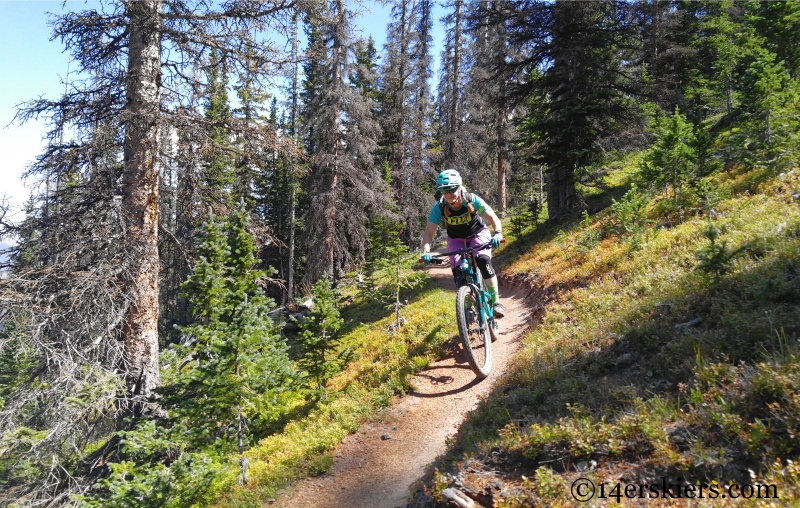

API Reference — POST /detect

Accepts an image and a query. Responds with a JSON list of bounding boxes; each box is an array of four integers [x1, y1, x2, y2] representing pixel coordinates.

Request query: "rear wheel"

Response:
[[456, 285, 492, 378]]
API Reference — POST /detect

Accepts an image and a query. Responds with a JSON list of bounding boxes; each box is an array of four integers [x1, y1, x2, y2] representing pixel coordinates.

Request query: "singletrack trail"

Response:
[[276, 257, 534, 508]]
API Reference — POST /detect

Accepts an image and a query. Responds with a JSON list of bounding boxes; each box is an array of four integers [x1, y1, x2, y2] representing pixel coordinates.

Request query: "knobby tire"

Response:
[[456, 284, 492, 378]]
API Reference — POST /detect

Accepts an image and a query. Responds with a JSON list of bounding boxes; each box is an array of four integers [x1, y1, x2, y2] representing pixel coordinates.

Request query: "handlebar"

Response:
[[418, 239, 505, 263]]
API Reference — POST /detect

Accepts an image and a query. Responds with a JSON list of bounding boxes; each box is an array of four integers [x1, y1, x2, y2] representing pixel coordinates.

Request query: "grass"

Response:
[[215, 261, 459, 506], [415, 163, 800, 506], [214, 155, 799, 507]]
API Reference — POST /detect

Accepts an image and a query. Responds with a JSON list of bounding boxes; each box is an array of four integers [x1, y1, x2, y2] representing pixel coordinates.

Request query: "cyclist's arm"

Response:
[[421, 221, 438, 254], [470, 194, 502, 235], [481, 206, 503, 235]]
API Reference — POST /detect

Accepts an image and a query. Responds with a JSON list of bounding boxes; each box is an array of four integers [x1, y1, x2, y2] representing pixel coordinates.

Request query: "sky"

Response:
[[0, 0, 445, 226]]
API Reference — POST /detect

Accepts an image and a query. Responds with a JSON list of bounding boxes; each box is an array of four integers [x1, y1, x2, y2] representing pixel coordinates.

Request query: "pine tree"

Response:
[[161, 208, 293, 473], [363, 217, 420, 330], [483, 0, 640, 220], [302, 0, 386, 285], [296, 275, 346, 390], [639, 107, 697, 202], [636, 0, 696, 114], [740, 49, 795, 154], [202, 49, 236, 209], [2, 0, 320, 501], [438, 0, 466, 169], [378, 0, 430, 244]]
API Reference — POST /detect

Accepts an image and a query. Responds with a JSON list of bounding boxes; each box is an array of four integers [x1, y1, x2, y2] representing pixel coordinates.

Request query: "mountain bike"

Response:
[[422, 241, 500, 378]]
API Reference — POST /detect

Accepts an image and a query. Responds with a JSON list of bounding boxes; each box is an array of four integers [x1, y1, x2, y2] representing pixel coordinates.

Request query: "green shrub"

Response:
[[575, 211, 600, 257], [296, 275, 348, 391], [695, 222, 747, 280], [610, 183, 653, 250]]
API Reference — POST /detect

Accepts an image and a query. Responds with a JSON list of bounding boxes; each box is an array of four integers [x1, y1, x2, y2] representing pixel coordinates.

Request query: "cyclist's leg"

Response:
[[447, 236, 467, 286], [471, 229, 504, 318]]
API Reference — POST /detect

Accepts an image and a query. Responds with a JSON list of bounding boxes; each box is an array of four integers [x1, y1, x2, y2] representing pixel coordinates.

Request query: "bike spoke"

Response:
[[456, 285, 492, 378]]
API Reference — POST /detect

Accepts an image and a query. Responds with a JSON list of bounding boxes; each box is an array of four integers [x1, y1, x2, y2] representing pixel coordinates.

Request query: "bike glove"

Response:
[[491, 232, 503, 249], [422, 252, 433, 264]]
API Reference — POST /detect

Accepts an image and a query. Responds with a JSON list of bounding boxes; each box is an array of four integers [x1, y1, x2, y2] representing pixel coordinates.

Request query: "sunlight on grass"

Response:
[[217, 268, 458, 505], [430, 164, 800, 505]]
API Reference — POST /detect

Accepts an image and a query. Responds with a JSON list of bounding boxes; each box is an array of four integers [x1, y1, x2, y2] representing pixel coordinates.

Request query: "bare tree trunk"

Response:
[[539, 165, 544, 208], [497, 148, 507, 216], [449, 0, 462, 163], [497, 100, 508, 216], [121, 0, 163, 414], [288, 8, 299, 302]]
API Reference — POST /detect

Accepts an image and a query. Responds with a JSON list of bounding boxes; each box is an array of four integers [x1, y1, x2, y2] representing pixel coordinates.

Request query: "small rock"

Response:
[[675, 317, 702, 329], [487, 479, 505, 491], [615, 353, 634, 366], [442, 487, 478, 508]]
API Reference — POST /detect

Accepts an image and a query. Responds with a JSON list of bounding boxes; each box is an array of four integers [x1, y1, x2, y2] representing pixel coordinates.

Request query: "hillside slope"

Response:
[[410, 165, 800, 507]]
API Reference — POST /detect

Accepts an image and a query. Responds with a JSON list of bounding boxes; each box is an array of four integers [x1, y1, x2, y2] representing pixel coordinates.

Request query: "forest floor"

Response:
[[274, 253, 536, 508]]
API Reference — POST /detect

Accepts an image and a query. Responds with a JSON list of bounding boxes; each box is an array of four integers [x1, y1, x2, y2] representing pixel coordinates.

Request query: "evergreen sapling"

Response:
[[296, 275, 347, 391], [610, 184, 653, 250], [161, 208, 293, 479]]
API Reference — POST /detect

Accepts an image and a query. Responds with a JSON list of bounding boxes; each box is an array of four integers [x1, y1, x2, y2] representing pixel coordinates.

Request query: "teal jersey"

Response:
[[428, 192, 492, 239]]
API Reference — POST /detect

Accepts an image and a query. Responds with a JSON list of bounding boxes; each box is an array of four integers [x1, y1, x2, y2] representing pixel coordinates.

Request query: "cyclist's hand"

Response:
[[421, 252, 433, 264], [491, 232, 503, 249]]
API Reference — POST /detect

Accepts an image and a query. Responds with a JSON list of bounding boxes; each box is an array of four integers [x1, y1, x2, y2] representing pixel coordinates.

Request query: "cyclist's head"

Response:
[[436, 169, 462, 193]]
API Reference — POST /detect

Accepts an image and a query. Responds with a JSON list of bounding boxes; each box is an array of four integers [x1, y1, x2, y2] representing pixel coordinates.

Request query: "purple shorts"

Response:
[[447, 228, 492, 268]]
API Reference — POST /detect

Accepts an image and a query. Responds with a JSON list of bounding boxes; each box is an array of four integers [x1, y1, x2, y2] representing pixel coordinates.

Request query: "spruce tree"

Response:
[[296, 275, 346, 391], [639, 108, 697, 202], [2, 1, 316, 499], [202, 49, 236, 209], [474, 0, 640, 220], [161, 207, 293, 462], [363, 217, 420, 330], [302, 0, 386, 285], [378, 0, 429, 244]]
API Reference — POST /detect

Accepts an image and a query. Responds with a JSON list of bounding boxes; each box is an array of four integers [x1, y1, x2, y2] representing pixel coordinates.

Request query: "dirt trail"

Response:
[[276, 260, 534, 508]]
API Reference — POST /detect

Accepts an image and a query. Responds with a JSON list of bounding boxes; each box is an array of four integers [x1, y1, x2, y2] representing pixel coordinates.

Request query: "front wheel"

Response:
[[456, 285, 492, 378]]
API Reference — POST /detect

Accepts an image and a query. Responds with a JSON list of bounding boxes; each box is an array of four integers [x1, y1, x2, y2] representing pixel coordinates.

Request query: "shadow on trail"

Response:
[[428, 228, 800, 488], [408, 375, 484, 398]]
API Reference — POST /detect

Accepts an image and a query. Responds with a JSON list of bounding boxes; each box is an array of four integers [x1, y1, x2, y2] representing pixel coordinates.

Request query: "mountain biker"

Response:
[[420, 169, 505, 319]]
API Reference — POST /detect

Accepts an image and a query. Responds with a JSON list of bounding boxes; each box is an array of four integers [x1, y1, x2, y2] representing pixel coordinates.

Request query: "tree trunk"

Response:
[[546, 161, 577, 221], [303, 0, 343, 284], [497, 97, 508, 216], [121, 0, 163, 415], [288, 8, 300, 302], [394, 0, 410, 205], [449, 0, 462, 163]]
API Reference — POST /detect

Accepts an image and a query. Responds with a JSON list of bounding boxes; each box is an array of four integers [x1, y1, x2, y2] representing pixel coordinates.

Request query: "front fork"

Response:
[[466, 283, 493, 329]]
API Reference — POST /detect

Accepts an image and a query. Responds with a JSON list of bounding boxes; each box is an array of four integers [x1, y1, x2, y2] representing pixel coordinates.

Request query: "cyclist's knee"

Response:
[[476, 254, 495, 279]]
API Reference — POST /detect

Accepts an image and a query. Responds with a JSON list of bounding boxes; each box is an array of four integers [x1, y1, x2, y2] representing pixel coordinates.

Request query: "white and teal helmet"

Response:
[[436, 169, 462, 191]]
